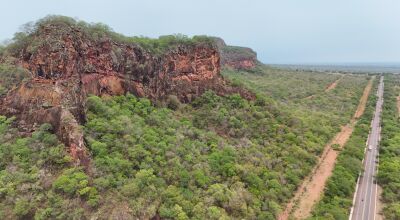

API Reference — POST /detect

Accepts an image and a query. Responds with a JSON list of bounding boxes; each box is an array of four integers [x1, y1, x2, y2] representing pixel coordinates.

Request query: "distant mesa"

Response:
[[211, 37, 258, 70]]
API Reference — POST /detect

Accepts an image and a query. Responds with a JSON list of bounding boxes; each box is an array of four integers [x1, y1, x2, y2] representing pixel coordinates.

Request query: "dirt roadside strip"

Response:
[[325, 76, 343, 92], [278, 77, 375, 220], [397, 96, 400, 116], [354, 78, 374, 120], [305, 75, 343, 100], [376, 185, 384, 220]]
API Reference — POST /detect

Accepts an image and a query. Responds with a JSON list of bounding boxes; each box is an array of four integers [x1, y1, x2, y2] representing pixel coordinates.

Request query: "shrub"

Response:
[[13, 198, 32, 217], [209, 148, 237, 177], [53, 168, 90, 196], [166, 95, 181, 110], [331, 144, 341, 151], [0, 64, 31, 95]]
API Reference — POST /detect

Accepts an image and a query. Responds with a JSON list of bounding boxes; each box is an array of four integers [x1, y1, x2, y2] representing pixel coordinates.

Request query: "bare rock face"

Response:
[[0, 22, 254, 167], [212, 37, 258, 70]]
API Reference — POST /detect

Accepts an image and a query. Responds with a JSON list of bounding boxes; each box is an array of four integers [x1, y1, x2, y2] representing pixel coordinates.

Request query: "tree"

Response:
[[53, 168, 90, 196]]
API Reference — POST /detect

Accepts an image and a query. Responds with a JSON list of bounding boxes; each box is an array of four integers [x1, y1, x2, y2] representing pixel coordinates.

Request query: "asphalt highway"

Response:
[[350, 76, 384, 220]]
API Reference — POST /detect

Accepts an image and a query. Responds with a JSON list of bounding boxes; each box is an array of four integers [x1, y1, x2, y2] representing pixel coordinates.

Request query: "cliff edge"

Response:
[[0, 16, 254, 167], [212, 37, 258, 70]]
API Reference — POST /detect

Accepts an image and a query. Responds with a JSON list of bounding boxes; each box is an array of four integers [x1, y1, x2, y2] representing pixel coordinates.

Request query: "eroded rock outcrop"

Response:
[[212, 37, 258, 70], [0, 21, 254, 167]]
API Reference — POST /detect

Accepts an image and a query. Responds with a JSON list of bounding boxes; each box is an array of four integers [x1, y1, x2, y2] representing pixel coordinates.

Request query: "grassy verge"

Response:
[[377, 74, 400, 219], [309, 78, 378, 220]]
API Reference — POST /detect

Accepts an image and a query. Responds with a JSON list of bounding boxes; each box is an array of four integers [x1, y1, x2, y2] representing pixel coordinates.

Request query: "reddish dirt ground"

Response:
[[305, 75, 343, 100], [305, 94, 315, 100], [376, 185, 384, 220], [278, 77, 374, 220], [396, 96, 400, 116], [354, 78, 374, 119], [325, 76, 343, 92]]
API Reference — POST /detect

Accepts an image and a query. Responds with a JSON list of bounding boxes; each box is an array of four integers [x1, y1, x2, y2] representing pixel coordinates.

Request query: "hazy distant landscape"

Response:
[[272, 63, 400, 74]]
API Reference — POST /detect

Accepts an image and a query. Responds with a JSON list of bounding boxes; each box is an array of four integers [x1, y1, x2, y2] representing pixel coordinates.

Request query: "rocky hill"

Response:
[[212, 37, 258, 70], [0, 16, 254, 167]]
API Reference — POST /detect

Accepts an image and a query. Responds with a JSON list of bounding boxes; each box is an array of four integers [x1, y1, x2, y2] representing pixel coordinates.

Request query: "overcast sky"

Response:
[[1, 0, 399, 64]]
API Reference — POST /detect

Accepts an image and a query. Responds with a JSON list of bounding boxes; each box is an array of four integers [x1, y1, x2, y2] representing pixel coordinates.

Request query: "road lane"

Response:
[[351, 76, 384, 220]]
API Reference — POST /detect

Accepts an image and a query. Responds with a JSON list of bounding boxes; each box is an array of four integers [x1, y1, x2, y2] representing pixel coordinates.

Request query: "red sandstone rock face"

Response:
[[0, 24, 254, 167], [212, 37, 258, 70], [225, 59, 257, 70], [17, 28, 227, 101]]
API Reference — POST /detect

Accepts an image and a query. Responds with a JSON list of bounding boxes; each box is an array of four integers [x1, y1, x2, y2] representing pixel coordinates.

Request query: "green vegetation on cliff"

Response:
[[0, 117, 98, 219], [0, 64, 30, 96], [1, 15, 214, 58]]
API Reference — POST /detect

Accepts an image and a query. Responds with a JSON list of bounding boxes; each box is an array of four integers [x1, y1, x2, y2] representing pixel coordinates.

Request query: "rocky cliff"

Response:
[[212, 37, 258, 70], [0, 17, 254, 167]]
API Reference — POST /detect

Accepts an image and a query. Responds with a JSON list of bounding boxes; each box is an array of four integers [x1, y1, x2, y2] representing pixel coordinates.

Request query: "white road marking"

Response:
[[350, 76, 384, 220]]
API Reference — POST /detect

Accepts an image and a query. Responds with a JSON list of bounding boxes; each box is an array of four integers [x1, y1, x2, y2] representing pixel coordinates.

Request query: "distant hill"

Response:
[[272, 63, 400, 74], [211, 37, 258, 70]]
